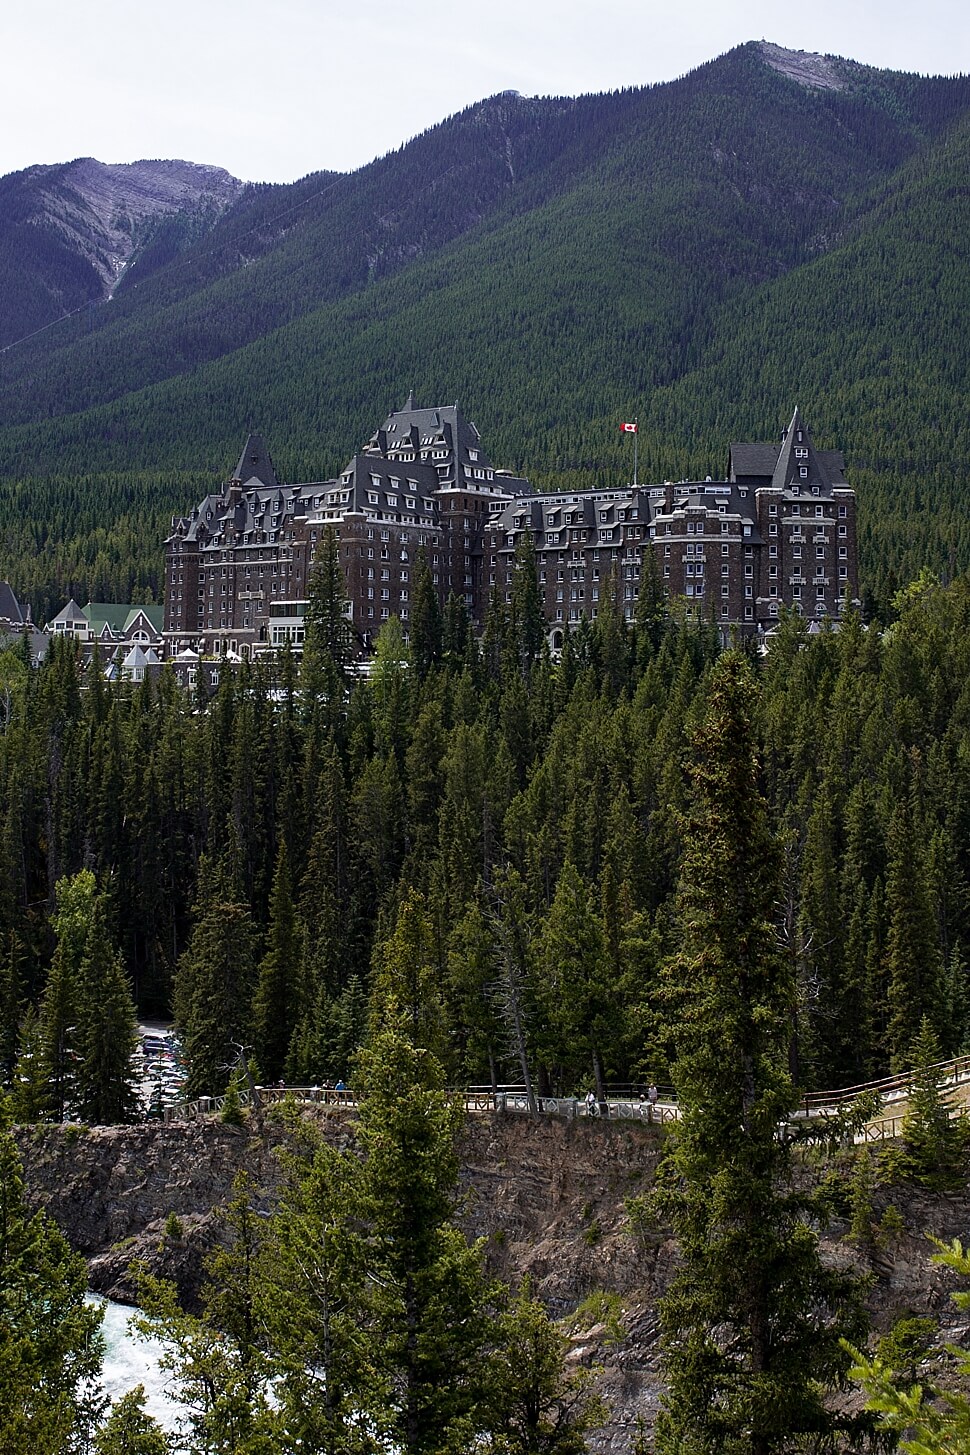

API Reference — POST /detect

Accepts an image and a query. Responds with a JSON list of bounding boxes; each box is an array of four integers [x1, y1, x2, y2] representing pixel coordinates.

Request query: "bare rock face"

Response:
[[16, 156, 243, 295], [757, 42, 849, 93]]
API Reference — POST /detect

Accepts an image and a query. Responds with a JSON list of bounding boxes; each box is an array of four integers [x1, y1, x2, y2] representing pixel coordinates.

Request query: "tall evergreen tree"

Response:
[[252, 842, 303, 1083], [535, 862, 618, 1103], [510, 531, 545, 678], [0, 1090, 106, 1453], [174, 867, 259, 1099], [302, 526, 354, 724], [409, 551, 443, 682], [352, 1026, 496, 1454], [655, 653, 872, 1455], [73, 891, 140, 1125], [885, 784, 944, 1069]]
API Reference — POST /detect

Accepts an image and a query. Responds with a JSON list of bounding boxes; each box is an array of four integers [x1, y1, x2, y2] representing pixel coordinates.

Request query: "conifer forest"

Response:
[[5, 569, 970, 1114], [10, 34, 970, 1455]]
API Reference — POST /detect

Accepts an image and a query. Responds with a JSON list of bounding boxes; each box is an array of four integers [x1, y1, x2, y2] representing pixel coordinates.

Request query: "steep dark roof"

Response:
[[233, 433, 279, 488], [730, 409, 847, 487], [729, 442, 780, 478], [771, 407, 824, 489], [0, 581, 25, 625]]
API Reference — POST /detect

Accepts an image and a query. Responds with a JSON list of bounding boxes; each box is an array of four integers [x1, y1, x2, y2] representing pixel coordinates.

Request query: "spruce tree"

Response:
[[409, 550, 443, 681], [369, 888, 447, 1060], [93, 1388, 169, 1455], [174, 874, 259, 1100], [899, 1016, 969, 1189], [353, 1026, 496, 1454], [0, 1090, 106, 1452], [510, 531, 545, 677], [73, 893, 140, 1125], [302, 525, 354, 724], [252, 842, 303, 1083], [885, 786, 945, 1069], [0, 928, 25, 1085], [655, 653, 872, 1455], [536, 862, 618, 1103], [37, 873, 91, 1120]]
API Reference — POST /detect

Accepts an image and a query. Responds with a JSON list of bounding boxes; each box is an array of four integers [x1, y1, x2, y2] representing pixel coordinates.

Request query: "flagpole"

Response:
[[634, 419, 638, 489]]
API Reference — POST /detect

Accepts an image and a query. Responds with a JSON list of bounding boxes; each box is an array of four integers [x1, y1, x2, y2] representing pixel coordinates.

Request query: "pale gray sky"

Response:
[[3, 0, 969, 182]]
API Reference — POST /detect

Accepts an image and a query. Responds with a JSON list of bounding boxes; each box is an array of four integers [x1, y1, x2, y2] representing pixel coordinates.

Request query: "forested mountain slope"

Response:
[[3, 42, 970, 611]]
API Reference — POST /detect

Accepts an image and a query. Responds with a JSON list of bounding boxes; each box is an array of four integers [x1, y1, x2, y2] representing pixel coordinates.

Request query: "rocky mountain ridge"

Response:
[[41, 158, 244, 291], [0, 156, 243, 347]]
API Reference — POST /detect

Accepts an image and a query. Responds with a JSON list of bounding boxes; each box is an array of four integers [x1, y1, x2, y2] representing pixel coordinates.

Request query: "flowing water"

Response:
[[87, 1294, 185, 1432]]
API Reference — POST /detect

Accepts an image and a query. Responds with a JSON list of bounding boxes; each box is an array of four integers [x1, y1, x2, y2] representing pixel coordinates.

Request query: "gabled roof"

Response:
[[123, 605, 164, 634], [86, 603, 133, 634], [233, 433, 278, 488]]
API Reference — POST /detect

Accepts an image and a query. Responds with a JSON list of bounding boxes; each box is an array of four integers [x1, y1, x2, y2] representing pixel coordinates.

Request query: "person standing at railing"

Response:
[[648, 1084, 659, 1123]]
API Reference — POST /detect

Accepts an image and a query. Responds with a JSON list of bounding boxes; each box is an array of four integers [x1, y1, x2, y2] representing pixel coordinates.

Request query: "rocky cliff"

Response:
[[0, 157, 243, 346], [15, 1112, 970, 1452]]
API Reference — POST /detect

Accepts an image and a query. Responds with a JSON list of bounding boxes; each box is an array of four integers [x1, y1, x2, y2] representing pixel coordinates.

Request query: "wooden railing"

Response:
[[162, 1054, 970, 1139]]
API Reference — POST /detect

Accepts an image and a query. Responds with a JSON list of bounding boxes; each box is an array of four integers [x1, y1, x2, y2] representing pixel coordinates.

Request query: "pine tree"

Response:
[[73, 892, 140, 1125], [851, 1237, 970, 1454], [487, 1280, 604, 1454], [885, 785, 944, 1070], [37, 873, 92, 1120], [409, 551, 443, 681], [0, 1090, 106, 1453], [352, 1026, 497, 1454], [174, 876, 259, 1100], [635, 546, 668, 664], [93, 1387, 169, 1455], [252, 842, 303, 1083], [655, 653, 872, 1455], [302, 525, 354, 724], [10, 1005, 46, 1123], [510, 531, 545, 677], [899, 1016, 969, 1189], [535, 862, 618, 1103], [135, 1179, 278, 1453], [370, 888, 447, 1060], [260, 1136, 375, 1451], [0, 928, 25, 1085]]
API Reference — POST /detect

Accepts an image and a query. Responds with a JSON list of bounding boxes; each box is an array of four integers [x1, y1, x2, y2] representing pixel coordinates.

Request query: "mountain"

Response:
[[3, 41, 970, 617], [0, 157, 243, 348]]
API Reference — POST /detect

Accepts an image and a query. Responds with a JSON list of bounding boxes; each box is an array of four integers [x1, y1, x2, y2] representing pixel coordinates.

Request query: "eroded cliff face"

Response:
[[11, 157, 243, 297], [15, 1113, 970, 1454]]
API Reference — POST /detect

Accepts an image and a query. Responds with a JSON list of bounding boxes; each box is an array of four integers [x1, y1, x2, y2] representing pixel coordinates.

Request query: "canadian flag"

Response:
[[619, 422, 638, 433]]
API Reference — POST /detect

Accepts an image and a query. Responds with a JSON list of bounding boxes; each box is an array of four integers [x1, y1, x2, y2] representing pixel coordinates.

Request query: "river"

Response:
[[87, 1294, 185, 1432]]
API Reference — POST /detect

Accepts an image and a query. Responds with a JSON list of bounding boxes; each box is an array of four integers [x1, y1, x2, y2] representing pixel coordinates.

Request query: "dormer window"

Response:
[[795, 447, 808, 459], [799, 467, 808, 479]]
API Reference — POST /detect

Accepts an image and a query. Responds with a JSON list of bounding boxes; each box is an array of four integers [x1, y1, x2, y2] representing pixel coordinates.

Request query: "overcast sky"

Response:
[[3, 0, 969, 183]]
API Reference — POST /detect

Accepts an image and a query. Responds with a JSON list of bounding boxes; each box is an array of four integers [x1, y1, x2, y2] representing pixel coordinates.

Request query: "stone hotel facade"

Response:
[[163, 400, 857, 657]]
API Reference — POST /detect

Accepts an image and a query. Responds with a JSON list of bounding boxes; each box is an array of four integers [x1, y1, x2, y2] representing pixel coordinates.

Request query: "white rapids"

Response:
[[87, 1294, 185, 1432]]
